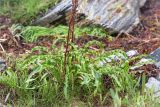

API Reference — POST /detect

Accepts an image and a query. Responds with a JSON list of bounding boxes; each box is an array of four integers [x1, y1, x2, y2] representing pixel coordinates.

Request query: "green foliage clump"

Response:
[[0, 40, 142, 106], [20, 25, 68, 42], [14, 25, 108, 42], [0, 0, 59, 23]]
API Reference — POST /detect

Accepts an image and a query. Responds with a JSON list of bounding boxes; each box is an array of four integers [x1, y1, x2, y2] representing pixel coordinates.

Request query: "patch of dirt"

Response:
[[108, 37, 160, 54], [133, 64, 160, 78], [0, 26, 30, 55], [0, 18, 53, 56]]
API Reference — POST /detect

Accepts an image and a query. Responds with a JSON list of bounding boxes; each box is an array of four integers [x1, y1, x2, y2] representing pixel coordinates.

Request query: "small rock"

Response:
[[155, 62, 160, 69], [150, 48, 160, 62], [126, 50, 139, 58], [149, 48, 160, 68], [98, 53, 126, 66], [0, 58, 6, 72], [145, 77, 160, 97]]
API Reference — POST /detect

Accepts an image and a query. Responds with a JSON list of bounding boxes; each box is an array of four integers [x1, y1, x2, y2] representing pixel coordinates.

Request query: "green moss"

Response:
[[0, 0, 59, 23]]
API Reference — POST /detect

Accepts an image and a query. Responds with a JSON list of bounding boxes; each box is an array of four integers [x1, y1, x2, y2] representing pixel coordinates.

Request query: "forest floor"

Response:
[[0, 0, 160, 91], [0, 0, 160, 106]]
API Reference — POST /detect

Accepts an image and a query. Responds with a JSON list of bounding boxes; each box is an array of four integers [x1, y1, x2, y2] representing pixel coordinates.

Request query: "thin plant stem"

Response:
[[64, 0, 78, 76]]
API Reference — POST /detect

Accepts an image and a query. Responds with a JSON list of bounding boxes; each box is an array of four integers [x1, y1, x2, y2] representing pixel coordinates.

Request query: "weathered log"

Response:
[[34, 0, 146, 32], [34, 0, 72, 25]]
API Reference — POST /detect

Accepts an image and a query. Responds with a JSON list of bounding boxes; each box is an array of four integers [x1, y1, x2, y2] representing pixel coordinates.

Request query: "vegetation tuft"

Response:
[[0, 41, 159, 106], [0, 0, 59, 23], [11, 24, 108, 42]]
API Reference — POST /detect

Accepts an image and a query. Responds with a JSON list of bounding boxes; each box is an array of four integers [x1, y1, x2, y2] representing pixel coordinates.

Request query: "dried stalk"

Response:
[[64, 0, 78, 75]]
